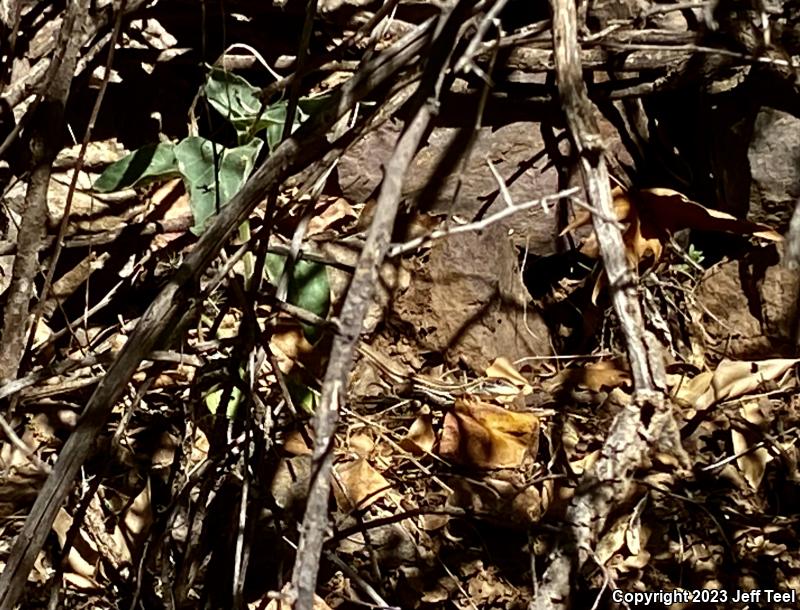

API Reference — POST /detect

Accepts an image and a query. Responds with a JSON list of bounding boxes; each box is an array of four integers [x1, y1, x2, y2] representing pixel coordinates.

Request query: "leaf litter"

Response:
[[1, 20, 800, 609]]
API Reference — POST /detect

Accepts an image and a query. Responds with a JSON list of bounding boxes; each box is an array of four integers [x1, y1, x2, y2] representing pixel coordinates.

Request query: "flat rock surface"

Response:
[[390, 224, 551, 372], [748, 108, 800, 231], [696, 244, 800, 358], [338, 120, 562, 255]]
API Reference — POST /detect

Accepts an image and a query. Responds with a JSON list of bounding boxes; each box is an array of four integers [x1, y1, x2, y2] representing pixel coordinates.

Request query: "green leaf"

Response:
[[204, 384, 243, 418], [204, 68, 285, 143], [285, 377, 319, 415], [174, 136, 263, 235], [93, 143, 179, 192], [203, 68, 321, 149], [265, 253, 330, 341]]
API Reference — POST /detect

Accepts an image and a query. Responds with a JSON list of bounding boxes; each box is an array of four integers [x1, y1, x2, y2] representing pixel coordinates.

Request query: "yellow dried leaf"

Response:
[[711, 358, 799, 403], [284, 429, 313, 456], [732, 428, 771, 490], [307, 197, 356, 236], [552, 360, 631, 392], [564, 186, 782, 276], [348, 432, 374, 458], [671, 360, 798, 411], [262, 590, 332, 610], [596, 513, 629, 565], [485, 357, 532, 395], [672, 371, 714, 409]]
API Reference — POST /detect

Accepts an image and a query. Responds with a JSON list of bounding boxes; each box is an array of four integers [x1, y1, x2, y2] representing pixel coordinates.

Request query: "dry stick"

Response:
[[256, 0, 403, 106], [23, 0, 127, 368], [530, 2, 672, 609], [388, 186, 580, 257], [233, 3, 319, 608], [288, 3, 474, 609], [0, 22, 434, 608], [274, 0, 319, 303], [0, 0, 88, 383]]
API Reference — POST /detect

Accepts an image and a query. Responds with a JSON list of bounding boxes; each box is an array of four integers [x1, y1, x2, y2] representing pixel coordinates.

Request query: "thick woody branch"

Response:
[[530, 1, 669, 609], [0, 0, 89, 382]]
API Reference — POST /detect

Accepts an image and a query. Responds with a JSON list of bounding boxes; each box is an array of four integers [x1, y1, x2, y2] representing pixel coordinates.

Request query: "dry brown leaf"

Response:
[[122, 483, 153, 552], [348, 432, 374, 458], [638, 187, 782, 241], [550, 360, 631, 393], [733, 400, 772, 490], [670, 371, 714, 408], [52, 508, 99, 587], [307, 197, 357, 236], [700, 359, 797, 410], [485, 357, 533, 403], [710, 359, 798, 403], [438, 397, 539, 469], [565, 186, 782, 272], [261, 587, 332, 610], [283, 428, 313, 456], [485, 357, 530, 389], [569, 449, 600, 477], [400, 412, 436, 455], [732, 428, 771, 490], [332, 458, 392, 510], [670, 359, 798, 412], [596, 513, 629, 565], [269, 323, 323, 384]]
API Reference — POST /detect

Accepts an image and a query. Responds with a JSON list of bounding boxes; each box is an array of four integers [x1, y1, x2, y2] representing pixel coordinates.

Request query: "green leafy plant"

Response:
[[93, 69, 322, 234], [675, 243, 705, 276], [94, 68, 331, 415], [266, 253, 331, 342]]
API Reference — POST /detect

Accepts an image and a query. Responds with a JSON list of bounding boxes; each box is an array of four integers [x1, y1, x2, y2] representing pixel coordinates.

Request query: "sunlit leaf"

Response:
[[203, 68, 321, 148], [174, 136, 263, 235], [332, 458, 392, 510], [93, 143, 179, 192], [439, 396, 539, 469], [564, 186, 782, 269], [265, 253, 330, 341]]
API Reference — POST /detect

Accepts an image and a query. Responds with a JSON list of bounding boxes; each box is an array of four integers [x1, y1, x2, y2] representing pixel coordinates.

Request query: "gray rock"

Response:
[[748, 108, 800, 230], [338, 120, 562, 255]]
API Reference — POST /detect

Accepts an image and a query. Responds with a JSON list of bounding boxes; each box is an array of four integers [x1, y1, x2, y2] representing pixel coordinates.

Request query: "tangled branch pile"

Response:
[[0, 1, 799, 609]]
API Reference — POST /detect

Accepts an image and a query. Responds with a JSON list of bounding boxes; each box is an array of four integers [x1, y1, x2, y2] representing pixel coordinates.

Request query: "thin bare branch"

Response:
[[288, 3, 477, 608]]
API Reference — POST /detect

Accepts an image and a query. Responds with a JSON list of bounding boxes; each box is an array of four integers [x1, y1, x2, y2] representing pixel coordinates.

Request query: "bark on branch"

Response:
[[530, 1, 684, 608]]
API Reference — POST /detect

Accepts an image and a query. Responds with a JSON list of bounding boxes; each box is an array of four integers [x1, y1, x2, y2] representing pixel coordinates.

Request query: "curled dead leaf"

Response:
[[732, 426, 771, 490], [549, 360, 631, 393], [438, 397, 539, 469], [400, 412, 436, 455], [671, 358, 799, 412], [564, 186, 782, 272]]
